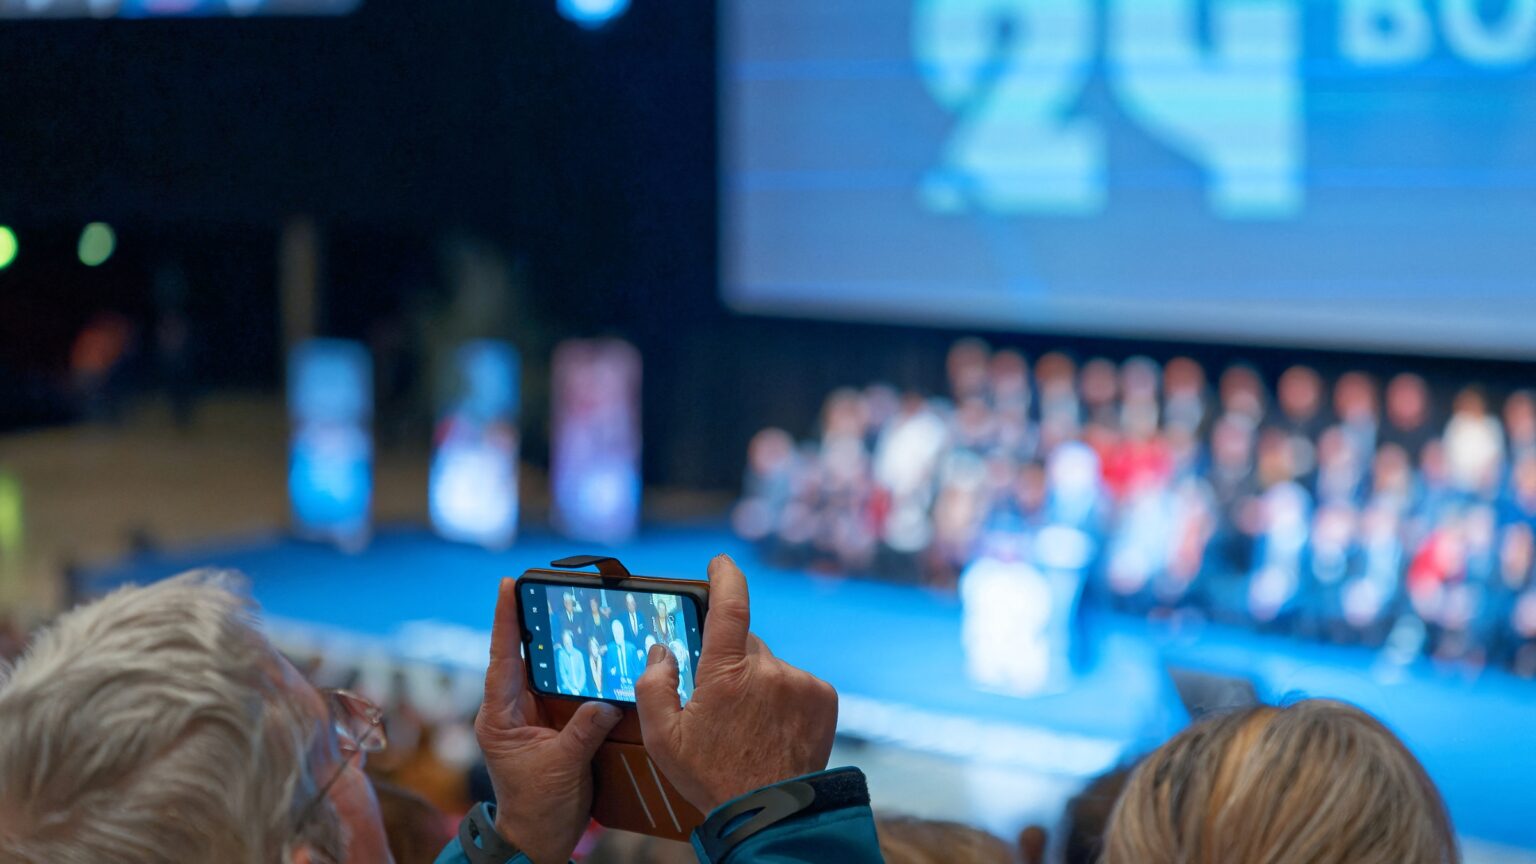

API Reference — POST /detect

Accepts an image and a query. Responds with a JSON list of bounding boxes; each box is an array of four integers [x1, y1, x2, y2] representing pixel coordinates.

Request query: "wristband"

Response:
[[457, 801, 524, 864], [695, 768, 870, 862]]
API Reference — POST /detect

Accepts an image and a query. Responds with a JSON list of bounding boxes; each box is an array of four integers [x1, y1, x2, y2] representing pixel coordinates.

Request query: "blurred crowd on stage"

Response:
[[734, 339, 1536, 676]]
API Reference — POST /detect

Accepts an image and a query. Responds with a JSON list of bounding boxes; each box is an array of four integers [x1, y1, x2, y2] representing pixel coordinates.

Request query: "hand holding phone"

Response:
[[475, 578, 624, 864], [514, 557, 709, 841], [635, 555, 840, 814]]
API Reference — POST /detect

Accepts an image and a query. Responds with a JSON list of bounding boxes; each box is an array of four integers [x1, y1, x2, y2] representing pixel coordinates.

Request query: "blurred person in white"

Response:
[[1444, 387, 1504, 495], [0, 570, 393, 864], [873, 393, 949, 561], [554, 629, 586, 697]]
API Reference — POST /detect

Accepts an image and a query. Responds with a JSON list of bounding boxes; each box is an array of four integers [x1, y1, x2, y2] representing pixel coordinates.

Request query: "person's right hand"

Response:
[[635, 554, 839, 814]]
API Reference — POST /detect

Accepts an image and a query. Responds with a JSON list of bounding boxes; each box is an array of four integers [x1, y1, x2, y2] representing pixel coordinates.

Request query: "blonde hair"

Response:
[[875, 815, 1016, 864], [0, 570, 342, 864], [1104, 700, 1458, 864]]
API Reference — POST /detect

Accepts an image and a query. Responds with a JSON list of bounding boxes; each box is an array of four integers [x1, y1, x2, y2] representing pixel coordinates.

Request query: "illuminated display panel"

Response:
[[722, 0, 1536, 357], [0, 0, 360, 17]]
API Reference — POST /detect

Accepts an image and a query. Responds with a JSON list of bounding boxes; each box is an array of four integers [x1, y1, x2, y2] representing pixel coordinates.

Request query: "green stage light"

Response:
[[78, 222, 116, 267], [0, 226, 16, 270]]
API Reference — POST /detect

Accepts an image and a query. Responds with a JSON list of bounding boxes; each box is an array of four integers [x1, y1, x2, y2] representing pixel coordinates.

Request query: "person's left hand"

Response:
[[476, 578, 623, 864]]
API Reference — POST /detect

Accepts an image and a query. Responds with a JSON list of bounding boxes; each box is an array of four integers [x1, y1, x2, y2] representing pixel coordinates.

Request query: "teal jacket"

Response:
[[434, 767, 884, 864]]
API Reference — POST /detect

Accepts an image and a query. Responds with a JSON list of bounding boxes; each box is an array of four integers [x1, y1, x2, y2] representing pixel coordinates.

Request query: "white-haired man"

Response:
[[0, 569, 393, 863]]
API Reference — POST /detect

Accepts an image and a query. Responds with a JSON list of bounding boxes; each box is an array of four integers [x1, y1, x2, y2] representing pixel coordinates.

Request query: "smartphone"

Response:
[[515, 560, 710, 841], [518, 571, 705, 705]]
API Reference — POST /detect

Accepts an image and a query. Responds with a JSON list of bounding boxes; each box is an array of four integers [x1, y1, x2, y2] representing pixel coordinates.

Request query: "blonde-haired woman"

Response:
[[1105, 699, 1458, 864]]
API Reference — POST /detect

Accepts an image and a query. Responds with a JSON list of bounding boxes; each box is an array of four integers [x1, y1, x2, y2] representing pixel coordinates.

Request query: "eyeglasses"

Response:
[[294, 689, 388, 832]]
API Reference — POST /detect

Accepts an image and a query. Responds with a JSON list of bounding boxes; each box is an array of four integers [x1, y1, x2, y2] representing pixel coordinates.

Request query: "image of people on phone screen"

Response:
[[539, 584, 699, 704]]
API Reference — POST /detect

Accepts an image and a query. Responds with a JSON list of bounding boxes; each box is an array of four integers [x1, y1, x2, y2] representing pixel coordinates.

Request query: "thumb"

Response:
[[559, 700, 623, 760], [635, 643, 683, 739]]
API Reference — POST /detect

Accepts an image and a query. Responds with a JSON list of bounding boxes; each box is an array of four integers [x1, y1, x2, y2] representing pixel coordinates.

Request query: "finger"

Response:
[[701, 554, 751, 666], [559, 700, 623, 760], [635, 643, 683, 741], [484, 579, 529, 714]]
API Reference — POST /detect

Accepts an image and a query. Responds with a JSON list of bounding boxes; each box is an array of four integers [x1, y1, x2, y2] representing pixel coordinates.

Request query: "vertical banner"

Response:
[[288, 339, 373, 551], [430, 340, 521, 548], [551, 339, 642, 545]]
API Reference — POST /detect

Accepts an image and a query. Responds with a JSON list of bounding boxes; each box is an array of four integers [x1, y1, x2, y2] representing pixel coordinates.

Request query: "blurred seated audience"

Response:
[[735, 338, 1536, 676], [373, 781, 454, 864], [873, 816, 1014, 864], [1104, 700, 1457, 864]]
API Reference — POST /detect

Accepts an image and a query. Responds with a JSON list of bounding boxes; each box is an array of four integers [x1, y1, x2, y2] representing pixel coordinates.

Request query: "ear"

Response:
[[1018, 825, 1048, 864]]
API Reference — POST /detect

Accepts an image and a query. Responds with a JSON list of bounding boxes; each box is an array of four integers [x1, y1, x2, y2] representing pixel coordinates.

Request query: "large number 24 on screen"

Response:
[[913, 0, 1302, 219]]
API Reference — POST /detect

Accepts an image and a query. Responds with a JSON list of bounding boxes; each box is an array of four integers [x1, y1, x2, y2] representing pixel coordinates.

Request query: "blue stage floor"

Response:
[[87, 523, 1536, 851]]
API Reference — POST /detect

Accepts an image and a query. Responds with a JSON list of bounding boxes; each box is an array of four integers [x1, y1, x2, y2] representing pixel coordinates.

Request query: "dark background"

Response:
[[0, 0, 1530, 490]]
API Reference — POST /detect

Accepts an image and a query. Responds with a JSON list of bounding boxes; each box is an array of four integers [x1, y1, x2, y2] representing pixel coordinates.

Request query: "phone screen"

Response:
[[522, 580, 703, 705]]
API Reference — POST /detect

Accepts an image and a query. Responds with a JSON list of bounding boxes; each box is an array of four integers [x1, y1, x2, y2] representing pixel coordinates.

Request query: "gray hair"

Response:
[[0, 570, 343, 864]]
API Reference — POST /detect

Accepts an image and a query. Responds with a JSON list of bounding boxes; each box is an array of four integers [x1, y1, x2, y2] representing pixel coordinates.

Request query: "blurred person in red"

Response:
[[1407, 510, 1468, 651], [69, 310, 138, 424]]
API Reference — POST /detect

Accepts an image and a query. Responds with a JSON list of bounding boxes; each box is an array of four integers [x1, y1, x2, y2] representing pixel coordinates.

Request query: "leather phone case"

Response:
[[518, 560, 708, 842]]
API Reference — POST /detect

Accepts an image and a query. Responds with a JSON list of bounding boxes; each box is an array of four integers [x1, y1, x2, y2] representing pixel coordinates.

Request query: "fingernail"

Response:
[[648, 643, 668, 666], [594, 703, 622, 724]]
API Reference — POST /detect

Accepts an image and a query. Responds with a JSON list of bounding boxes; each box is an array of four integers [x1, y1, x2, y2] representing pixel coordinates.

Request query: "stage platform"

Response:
[[85, 522, 1536, 853]]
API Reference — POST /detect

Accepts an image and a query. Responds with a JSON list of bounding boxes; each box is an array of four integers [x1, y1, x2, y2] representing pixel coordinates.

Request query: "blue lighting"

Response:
[[557, 0, 628, 28], [429, 341, 521, 549], [287, 340, 373, 551]]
